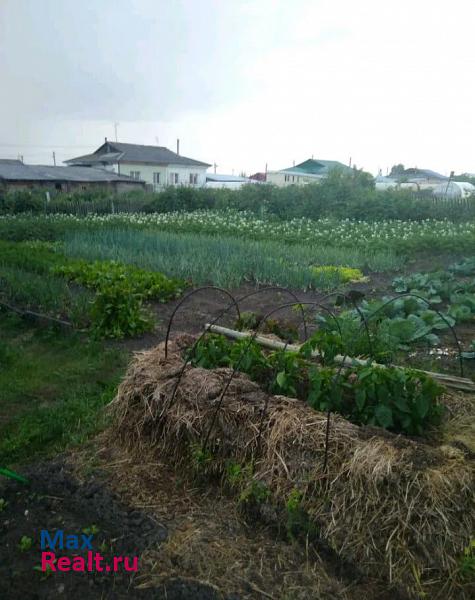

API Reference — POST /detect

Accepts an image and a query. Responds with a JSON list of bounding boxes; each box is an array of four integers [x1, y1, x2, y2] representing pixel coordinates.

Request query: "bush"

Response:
[[0, 189, 45, 214], [90, 285, 153, 339], [0, 240, 186, 339], [2, 170, 474, 222]]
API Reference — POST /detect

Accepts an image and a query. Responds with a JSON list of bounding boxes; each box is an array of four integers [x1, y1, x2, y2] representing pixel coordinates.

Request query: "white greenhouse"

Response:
[[432, 181, 475, 199]]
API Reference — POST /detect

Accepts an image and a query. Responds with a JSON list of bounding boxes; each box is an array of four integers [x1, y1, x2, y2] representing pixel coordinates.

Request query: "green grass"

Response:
[[64, 228, 402, 290], [0, 312, 127, 466], [0, 265, 91, 324], [0, 240, 92, 326]]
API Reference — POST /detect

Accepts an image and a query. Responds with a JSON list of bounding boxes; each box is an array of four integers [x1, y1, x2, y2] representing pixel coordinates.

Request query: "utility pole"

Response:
[[114, 122, 119, 142], [52, 152, 56, 166], [213, 162, 217, 174]]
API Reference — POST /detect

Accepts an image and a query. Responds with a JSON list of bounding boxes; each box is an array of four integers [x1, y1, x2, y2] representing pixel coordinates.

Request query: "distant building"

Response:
[[266, 158, 353, 187], [66, 140, 210, 191], [0, 159, 145, 194], [249, 172, 267, 182], [397, 168, 448, 191], [386, 165, 449, 191], [205, 173, 256, 190], [377, 167, 451, 192]]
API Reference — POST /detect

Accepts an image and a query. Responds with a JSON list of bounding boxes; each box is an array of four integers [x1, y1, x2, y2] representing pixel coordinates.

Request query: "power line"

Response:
[[0, 143, 95, 148]]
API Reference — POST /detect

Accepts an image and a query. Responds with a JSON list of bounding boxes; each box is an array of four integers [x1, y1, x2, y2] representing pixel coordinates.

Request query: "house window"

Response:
[[153, 172, 160, 185], [169, 172, 179, 185], [189, 173, 198, 185], [284, 175, 289, 182], [130, 171, 141, 180]]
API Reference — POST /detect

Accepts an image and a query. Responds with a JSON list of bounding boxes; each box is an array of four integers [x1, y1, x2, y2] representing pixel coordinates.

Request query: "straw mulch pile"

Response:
[[109, 336, 475, 599]]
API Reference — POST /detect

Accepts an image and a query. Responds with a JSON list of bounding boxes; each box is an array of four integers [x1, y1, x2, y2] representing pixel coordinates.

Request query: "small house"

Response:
[[66, 141, 211, 191], [266, 158, 353, 187], [0, 160, 145, 194]]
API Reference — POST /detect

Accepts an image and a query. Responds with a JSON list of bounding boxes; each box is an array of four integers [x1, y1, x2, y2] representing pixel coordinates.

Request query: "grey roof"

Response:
[[65, 152, 123, 166], [0, 159, 47, 181], [0, 160, 142, 183], [402, 168, 448, 181], [66, 141, 211, 168]]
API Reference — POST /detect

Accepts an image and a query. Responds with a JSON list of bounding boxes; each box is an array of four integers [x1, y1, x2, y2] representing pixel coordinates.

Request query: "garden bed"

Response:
[[109, 335, 475, 600]]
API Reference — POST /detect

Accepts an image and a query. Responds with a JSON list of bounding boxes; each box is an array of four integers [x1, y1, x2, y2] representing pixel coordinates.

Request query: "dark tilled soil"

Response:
[[124, 282, 385, 353], [0, 459, 229, 600], [123, 279, 473, 378]]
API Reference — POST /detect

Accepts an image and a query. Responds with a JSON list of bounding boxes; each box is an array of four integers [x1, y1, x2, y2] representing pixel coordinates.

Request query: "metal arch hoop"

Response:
[[201, 300, 344, 470], [164, 286, 241, 358], [165, 285, 312, 359], [162, 286, 311, 415]]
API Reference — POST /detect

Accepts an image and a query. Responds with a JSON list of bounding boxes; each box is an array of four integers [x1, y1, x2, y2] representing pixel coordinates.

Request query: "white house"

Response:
[[65, 140, 210, 191], [266, 158, 354, 187]]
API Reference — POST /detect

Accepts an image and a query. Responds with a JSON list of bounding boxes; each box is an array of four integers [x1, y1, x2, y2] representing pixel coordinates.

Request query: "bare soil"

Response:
[[0, 445, 409, 600]]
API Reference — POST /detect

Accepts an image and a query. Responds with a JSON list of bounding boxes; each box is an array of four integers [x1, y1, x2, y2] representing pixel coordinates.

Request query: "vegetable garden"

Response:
[[1, 192, 474, 599]]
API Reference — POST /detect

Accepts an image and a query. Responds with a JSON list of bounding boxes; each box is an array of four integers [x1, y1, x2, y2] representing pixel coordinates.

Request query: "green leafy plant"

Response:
[[226, 462, 244, 487], [459, 539, 475, 580], [229, 339, 270, 381], [186, 334, 444, 436], [285, 489, 317, 540], [239, 479, 270, 507], [82, 524, 100, 536], [301, 327, 344, 365], [54, 259, 185, 303], [90, 284, 154, 339], [450, 257, 475, 276], [262, 318, 299, 343], [190, 443, 214, 470], [235, 311, 261, 331], [190, 334, 232, 369], [53, 258, 186, 339], [0, 498, 7, 512], [225, 461, 253, 489], [19, 535, 33, 552], [33, 563, 55, 579], [311, 265, 366, 283]]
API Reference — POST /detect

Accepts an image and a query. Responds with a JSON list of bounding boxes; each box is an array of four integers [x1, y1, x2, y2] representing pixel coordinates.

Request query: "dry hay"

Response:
[[97, 447, 379, 600], [109, 336, 475, 599]]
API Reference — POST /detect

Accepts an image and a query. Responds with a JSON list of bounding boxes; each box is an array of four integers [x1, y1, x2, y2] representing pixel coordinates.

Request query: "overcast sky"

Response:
[[0, 0, 473, 175]]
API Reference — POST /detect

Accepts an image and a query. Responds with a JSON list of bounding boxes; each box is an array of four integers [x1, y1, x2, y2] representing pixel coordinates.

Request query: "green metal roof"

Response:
[[281, 159, 353, 176]]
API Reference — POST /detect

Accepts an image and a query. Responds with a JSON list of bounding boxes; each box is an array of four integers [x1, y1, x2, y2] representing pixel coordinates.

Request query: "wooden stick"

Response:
[[205, 323, 475, 392]]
